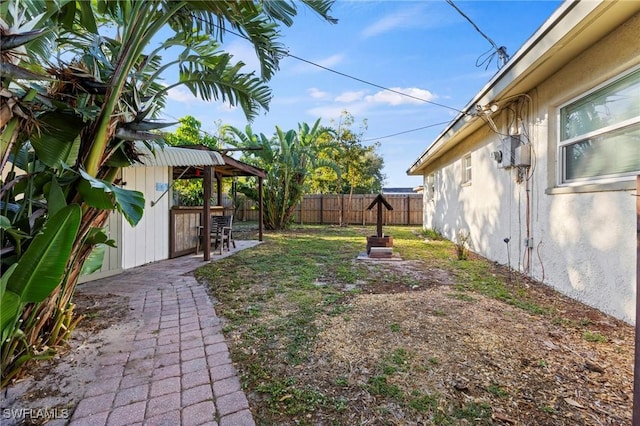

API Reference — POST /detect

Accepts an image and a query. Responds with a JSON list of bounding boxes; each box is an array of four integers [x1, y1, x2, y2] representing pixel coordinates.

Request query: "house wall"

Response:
[[423, 12, 640, 323], [121, 166, 171, 269]]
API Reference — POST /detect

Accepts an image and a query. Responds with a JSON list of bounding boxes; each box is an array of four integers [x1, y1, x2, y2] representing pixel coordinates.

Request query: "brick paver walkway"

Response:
[[68, 242, 260, 426]]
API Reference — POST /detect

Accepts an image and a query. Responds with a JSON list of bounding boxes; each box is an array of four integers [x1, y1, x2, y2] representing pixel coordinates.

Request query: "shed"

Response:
[[80, 143, 265, 282]]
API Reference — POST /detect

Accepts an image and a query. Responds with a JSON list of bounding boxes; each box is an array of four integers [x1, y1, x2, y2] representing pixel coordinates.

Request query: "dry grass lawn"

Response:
[[198, 224, 633, 425]]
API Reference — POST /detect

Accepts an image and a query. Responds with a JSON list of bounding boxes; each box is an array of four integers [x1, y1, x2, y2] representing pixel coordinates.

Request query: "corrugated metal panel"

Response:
[[133, 142, 224, 167]]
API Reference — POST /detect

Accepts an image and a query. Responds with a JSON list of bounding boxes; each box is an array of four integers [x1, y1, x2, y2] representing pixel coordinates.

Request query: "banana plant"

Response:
[[1, 0, 337, 387], [224, 120, 340, 229], [0, 205, 81, 387]]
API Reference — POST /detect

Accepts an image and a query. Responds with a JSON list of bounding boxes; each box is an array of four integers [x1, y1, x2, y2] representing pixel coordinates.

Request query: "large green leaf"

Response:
[[0, 265, 20, 342], [80, 244, 106, 276], [44, 176, 67, 217], [30, 111, 84, 168], [0, 291, 21, 343], [78, 170, 145, 226], [0, 216, 11, 230], [6, 204, 81, 303], [85, 227, 116, 247], [111, 184, 145, 226], [77, 177, 115, 210]]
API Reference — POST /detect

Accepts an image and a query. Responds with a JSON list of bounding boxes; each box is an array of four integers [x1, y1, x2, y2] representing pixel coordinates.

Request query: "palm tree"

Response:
[[0, 0, 336, 387], [224, 119, 339, 229]]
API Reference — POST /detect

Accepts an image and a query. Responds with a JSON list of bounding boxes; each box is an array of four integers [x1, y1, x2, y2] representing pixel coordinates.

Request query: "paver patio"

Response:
[[66, 241, 261, 426]]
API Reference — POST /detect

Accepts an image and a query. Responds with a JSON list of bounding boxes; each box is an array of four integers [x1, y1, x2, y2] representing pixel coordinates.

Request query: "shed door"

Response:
[[121, 166, 170, 268]]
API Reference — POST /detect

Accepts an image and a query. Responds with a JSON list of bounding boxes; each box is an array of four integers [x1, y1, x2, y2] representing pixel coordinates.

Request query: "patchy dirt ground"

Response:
[[227, 250, 634, 426], [309, 258, 634, 425], [1, 293, 131, 426], [1, 248, 634, 425]]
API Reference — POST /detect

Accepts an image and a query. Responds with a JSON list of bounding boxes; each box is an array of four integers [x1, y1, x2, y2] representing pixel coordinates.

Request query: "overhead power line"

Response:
[[445, 0, 509, 69], [162, 111, 450, 146], [361, 121, 451, 142], [285, 53, 467, 115], [168, 14, 490, 144], [189, 14, 472, 117]]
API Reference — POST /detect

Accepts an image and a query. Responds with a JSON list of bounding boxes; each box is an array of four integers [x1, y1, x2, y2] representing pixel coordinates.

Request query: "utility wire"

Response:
[[361, 121, 451, 142], [189, 14, 472, 117], [162, 111, 450, 146], [168, 15, 484, 143], [286, 52, 468, 116], [445, 0, 509, 69]]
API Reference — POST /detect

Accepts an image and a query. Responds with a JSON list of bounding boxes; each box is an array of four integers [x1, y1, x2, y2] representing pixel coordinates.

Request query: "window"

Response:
[[426, 173, 435, 200], [559, 68, 640, 184], [462, 154, 472, 184]]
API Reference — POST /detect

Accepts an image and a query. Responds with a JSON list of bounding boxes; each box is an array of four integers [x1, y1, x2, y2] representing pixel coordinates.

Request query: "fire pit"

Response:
[[366, 235, 393, 254]]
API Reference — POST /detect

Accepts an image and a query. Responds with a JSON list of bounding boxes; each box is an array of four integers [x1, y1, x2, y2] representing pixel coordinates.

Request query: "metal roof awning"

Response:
[[132, 142, 224, 167]]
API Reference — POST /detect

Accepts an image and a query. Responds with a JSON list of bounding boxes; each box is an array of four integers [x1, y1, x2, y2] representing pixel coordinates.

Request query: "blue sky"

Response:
[[161, 0, 562, 188]]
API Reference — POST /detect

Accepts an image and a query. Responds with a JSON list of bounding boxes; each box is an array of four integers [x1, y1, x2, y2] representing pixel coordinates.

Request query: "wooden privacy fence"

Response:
[[233, 193, 423, 226]]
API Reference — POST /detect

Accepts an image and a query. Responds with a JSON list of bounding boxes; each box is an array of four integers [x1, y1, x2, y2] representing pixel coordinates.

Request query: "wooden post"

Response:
[[367, 194, 393, 237], [216, 173, 222, 206], [342, 194, 346, 226], [258, 176, 263, 242], [203, 166, 212, 261], [376, 199, 383, 237], [243, 191, 247, 221], [633, 176, 640, 424], [406, 195, 410, 225], [299, 199, 303, 225], [320, 194, 323, 225]]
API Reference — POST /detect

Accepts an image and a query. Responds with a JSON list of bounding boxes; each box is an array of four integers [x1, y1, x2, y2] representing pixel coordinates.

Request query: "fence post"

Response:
[[342, 194, 345, 226], [406, 195, 410, 225]]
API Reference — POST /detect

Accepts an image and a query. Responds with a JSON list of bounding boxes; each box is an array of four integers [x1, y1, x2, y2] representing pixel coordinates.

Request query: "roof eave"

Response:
[[407, 0, 640, 176], [132, 142, 224, 167]]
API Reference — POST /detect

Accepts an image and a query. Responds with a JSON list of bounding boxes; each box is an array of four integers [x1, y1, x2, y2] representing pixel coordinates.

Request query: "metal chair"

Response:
[[211, 215, 235, 254]]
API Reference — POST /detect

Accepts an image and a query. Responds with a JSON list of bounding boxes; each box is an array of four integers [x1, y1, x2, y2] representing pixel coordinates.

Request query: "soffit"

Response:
[[407, 0, 640, 176]]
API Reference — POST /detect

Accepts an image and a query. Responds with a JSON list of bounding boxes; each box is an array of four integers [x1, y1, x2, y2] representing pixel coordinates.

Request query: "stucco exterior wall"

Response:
[[422, 12, 640, 323]]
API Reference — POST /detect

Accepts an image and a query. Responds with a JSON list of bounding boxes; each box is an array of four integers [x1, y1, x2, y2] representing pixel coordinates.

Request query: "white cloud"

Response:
[[365, 87, 436, 106], [307, 104, 367, 121], [167, 87, 202, 104], [361, 12, 412, 38], [290, 53, 345, 73], [335, 90, 366, 103], [317, 53, 345, 68], [308, 88, 330, 99], [166, 87, 237, 113], [225, 40, 261, 72], [361, 5, 430, 39]]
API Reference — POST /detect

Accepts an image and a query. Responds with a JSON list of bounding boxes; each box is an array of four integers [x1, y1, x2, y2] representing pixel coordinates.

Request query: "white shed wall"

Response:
[[78, 208, 123, 283], [121, 166, 170, 269]]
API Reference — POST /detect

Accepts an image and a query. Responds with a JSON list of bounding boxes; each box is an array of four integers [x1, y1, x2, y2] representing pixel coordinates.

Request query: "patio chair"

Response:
[[210, 215, 235, 254]]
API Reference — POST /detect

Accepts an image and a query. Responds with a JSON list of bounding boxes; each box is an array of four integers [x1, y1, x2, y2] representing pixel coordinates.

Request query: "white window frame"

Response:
[[426, 173, 435, 200], [462, 154, 472, 185], [557, 66, 640, 186]]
